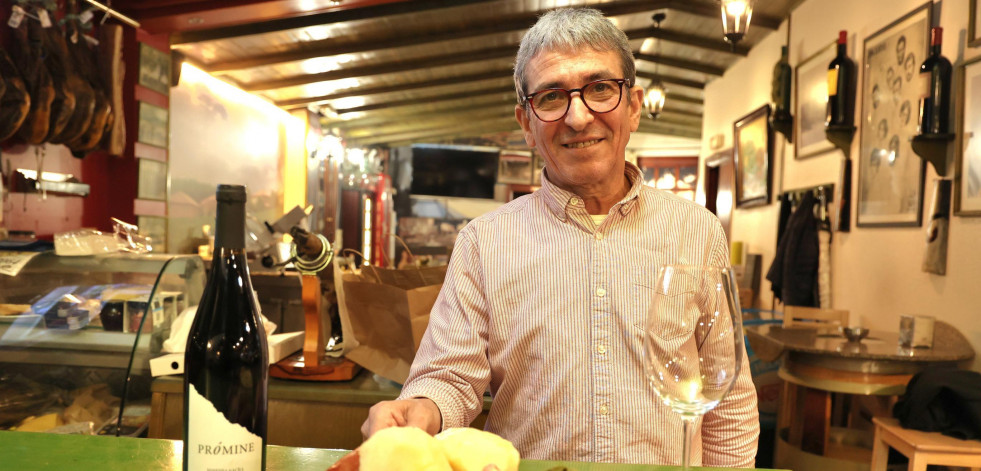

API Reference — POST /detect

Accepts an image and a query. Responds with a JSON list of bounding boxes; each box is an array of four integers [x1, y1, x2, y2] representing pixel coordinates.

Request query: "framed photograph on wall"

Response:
[[857, 3, 930, 227], [137, 158, 168, 201], [139, 43, 171, 95], [970, 0, 981, 48], [733, 104, 773, 208], [138, 102, 169, 148], [795, 42, 837, 159], [956, 56, 981, 216], [137, 216, 167, 249]]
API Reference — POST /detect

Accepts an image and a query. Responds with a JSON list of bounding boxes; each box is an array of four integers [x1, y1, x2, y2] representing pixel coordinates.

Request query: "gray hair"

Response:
[[513, 8, 636, 104]]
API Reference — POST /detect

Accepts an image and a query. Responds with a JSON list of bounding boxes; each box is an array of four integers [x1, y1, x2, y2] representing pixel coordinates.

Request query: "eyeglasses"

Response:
[[524, 78, 629, 122]]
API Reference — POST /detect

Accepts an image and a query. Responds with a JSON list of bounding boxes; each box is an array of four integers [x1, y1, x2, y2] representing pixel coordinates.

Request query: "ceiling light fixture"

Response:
[[720, 0, 754, 49], [644, 12, 667, 120]]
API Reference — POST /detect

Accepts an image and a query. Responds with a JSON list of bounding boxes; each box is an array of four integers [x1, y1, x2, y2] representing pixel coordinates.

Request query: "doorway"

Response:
[[704, 149, 734, 241]]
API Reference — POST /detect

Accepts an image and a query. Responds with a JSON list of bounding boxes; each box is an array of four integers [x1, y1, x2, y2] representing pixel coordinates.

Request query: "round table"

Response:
[[745, 321, 975, 471]]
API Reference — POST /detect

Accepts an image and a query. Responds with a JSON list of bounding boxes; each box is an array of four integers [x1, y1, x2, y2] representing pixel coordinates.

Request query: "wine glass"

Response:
[[643, 264, 745, 471]]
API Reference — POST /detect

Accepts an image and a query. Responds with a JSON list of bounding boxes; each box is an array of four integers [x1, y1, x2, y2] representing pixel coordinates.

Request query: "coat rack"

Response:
[[777, 183, 836, 242]]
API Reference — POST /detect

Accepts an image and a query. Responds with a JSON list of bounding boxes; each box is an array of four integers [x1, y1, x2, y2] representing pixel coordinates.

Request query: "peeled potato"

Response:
[[359, 427, 452, 471], [435, 428, 520, 471]]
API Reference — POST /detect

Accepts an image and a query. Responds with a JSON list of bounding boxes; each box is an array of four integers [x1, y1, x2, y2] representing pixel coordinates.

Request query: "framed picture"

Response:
[[139, 43, 171, 95], [137, 216, 167, 250], [956, 56, 981, 216], [138, 102, 169, 148], [733, 104, 773, 208], [497, 150, 533, 185], [971, 0, 981, 48], [795, 42, 837, 159], [137, 158, 168, 201], [857, 3, 930, 227]]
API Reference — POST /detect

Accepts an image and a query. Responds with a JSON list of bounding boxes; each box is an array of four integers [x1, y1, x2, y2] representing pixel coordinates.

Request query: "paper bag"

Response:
[[333, 257, 446, 384]]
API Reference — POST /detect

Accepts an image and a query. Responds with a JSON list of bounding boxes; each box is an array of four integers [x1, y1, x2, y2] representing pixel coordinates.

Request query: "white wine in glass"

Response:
[[643, 264, 745, 470]]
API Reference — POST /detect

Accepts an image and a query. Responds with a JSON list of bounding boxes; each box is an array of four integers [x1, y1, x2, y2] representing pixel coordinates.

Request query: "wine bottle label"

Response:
[[918, 71, 931, 99], [827, 69, 839, 96], [186, 384, 263, 471]]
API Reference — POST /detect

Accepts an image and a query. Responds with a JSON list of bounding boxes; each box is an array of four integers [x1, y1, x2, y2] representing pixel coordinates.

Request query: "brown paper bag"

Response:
[[334, 254, 446, 384]]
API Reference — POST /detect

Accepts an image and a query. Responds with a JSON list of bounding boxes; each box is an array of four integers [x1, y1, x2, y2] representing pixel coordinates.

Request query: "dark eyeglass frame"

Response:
[[523, 78, 631, 122]]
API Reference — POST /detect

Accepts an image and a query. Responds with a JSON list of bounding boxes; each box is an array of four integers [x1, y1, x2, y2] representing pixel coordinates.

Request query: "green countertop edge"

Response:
[[0, 431, 785, 471]]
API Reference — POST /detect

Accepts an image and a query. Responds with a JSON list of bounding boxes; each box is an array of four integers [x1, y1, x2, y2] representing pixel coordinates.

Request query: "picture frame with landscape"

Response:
[[956, 56, 981, 216], [733, 105, 773, 208], [795, 42, 837, 159], [857, 3, 930, 227]]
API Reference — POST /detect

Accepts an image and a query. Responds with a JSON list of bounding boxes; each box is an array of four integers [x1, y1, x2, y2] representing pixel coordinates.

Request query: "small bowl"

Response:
[[840, 326, 870, 343]]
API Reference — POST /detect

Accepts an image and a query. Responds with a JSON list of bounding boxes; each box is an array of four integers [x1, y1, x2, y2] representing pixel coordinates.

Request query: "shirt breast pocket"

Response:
[[632, 264, 698, 342]]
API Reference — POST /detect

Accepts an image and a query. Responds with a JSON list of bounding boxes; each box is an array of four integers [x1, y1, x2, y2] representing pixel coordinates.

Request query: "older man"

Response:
[[362, 7, 759, 466]]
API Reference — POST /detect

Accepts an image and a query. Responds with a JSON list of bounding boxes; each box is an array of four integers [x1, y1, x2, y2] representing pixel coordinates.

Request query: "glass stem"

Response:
[[682, 417, 694, 471]]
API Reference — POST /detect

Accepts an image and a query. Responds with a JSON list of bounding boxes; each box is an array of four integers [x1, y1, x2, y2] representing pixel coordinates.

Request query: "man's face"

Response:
[[515, 48, 642, 194]]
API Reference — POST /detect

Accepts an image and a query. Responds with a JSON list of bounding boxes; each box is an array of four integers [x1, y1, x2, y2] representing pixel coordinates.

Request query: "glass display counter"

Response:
[[0, 252, 205, 437]]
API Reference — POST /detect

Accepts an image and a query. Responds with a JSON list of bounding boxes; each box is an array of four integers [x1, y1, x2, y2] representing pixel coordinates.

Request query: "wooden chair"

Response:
[[871, 416, 981, 471], [776, 305, 852, 459], [782, 305, 850, 328]]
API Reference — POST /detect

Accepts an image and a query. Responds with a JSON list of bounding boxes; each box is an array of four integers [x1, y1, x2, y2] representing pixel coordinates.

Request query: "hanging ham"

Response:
[[48, 12, 95, 145], [0, 50, 31, 142], [10, 11, 55, 145]]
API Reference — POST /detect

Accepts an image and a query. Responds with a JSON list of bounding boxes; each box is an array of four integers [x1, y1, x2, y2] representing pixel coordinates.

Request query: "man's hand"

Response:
[[361, 398, 442, 439]]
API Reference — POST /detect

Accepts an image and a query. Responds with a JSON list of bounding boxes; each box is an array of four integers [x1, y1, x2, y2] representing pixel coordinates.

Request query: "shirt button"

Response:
[[595, 287, 606, 297], [596, 344, 607, 354], [595, 232, 604, 240], [570, 198, 580, 205], [599, 405, 609, 415]]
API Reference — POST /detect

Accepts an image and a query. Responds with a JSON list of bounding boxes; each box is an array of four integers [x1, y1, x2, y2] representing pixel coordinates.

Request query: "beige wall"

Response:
[[702, 0, 981, 370]]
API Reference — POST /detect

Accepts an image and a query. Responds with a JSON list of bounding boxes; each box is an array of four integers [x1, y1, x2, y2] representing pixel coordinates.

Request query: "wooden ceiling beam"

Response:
[[345, 110, 516, 139], [664, 94, 704, 106], [634, 53, 725, 76], [276, 70, 512, 108], [353, 116, 520, 146], [326, 97, 517, 129], [341, 105, 515, 133], [242, 46, 515, 91], [333, 85, 514, 114], [171, 0, 499, 44], [205, 16, 536, 72], [636, 71, 704, 90], [623, 27, 748, 56], [646, 0, 781, 30]]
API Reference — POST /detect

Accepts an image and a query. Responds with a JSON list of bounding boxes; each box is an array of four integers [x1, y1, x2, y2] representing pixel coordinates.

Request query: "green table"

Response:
[[0, 431, 779, 470]]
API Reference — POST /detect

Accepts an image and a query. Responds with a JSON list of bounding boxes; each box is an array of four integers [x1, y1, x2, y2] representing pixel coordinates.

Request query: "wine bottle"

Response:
[[771, 45, 792, 122], [184, 184, 268, 471], [826, 30, 856, 127], [918, 27, 953, 135]]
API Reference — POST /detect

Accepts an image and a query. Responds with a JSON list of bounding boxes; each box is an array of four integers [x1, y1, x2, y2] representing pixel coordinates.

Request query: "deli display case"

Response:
[[0, 252, 206, 436]]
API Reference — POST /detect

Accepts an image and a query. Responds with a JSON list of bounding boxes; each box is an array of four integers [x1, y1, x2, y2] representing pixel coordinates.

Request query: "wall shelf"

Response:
[[772, 115, 794, 143], [910, 133, 955, 177], [825, 125, 856, 156]]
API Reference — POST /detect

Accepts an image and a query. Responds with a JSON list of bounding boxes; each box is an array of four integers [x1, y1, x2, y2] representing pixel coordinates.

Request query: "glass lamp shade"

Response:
[[721, 0, 754, 46], [645, 83, 666, 119]]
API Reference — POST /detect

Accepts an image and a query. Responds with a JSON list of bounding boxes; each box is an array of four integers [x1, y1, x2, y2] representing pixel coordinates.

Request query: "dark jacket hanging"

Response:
[[766, 191, 819, 306]]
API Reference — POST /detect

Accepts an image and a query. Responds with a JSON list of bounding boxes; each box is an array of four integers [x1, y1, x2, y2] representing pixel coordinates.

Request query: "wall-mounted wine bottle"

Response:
[[184, 184, 268, 471], [771, 45, 792, 122], [918, 27, 952, 135], [826, 30, 856, 128]]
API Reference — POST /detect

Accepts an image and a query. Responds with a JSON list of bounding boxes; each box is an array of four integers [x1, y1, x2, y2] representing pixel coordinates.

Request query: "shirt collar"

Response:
[[539, 161, 644, 220]]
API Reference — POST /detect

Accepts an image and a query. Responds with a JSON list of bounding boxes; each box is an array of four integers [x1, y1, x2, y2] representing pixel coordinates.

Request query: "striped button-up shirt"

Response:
[[399, 162, 759, 466]]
